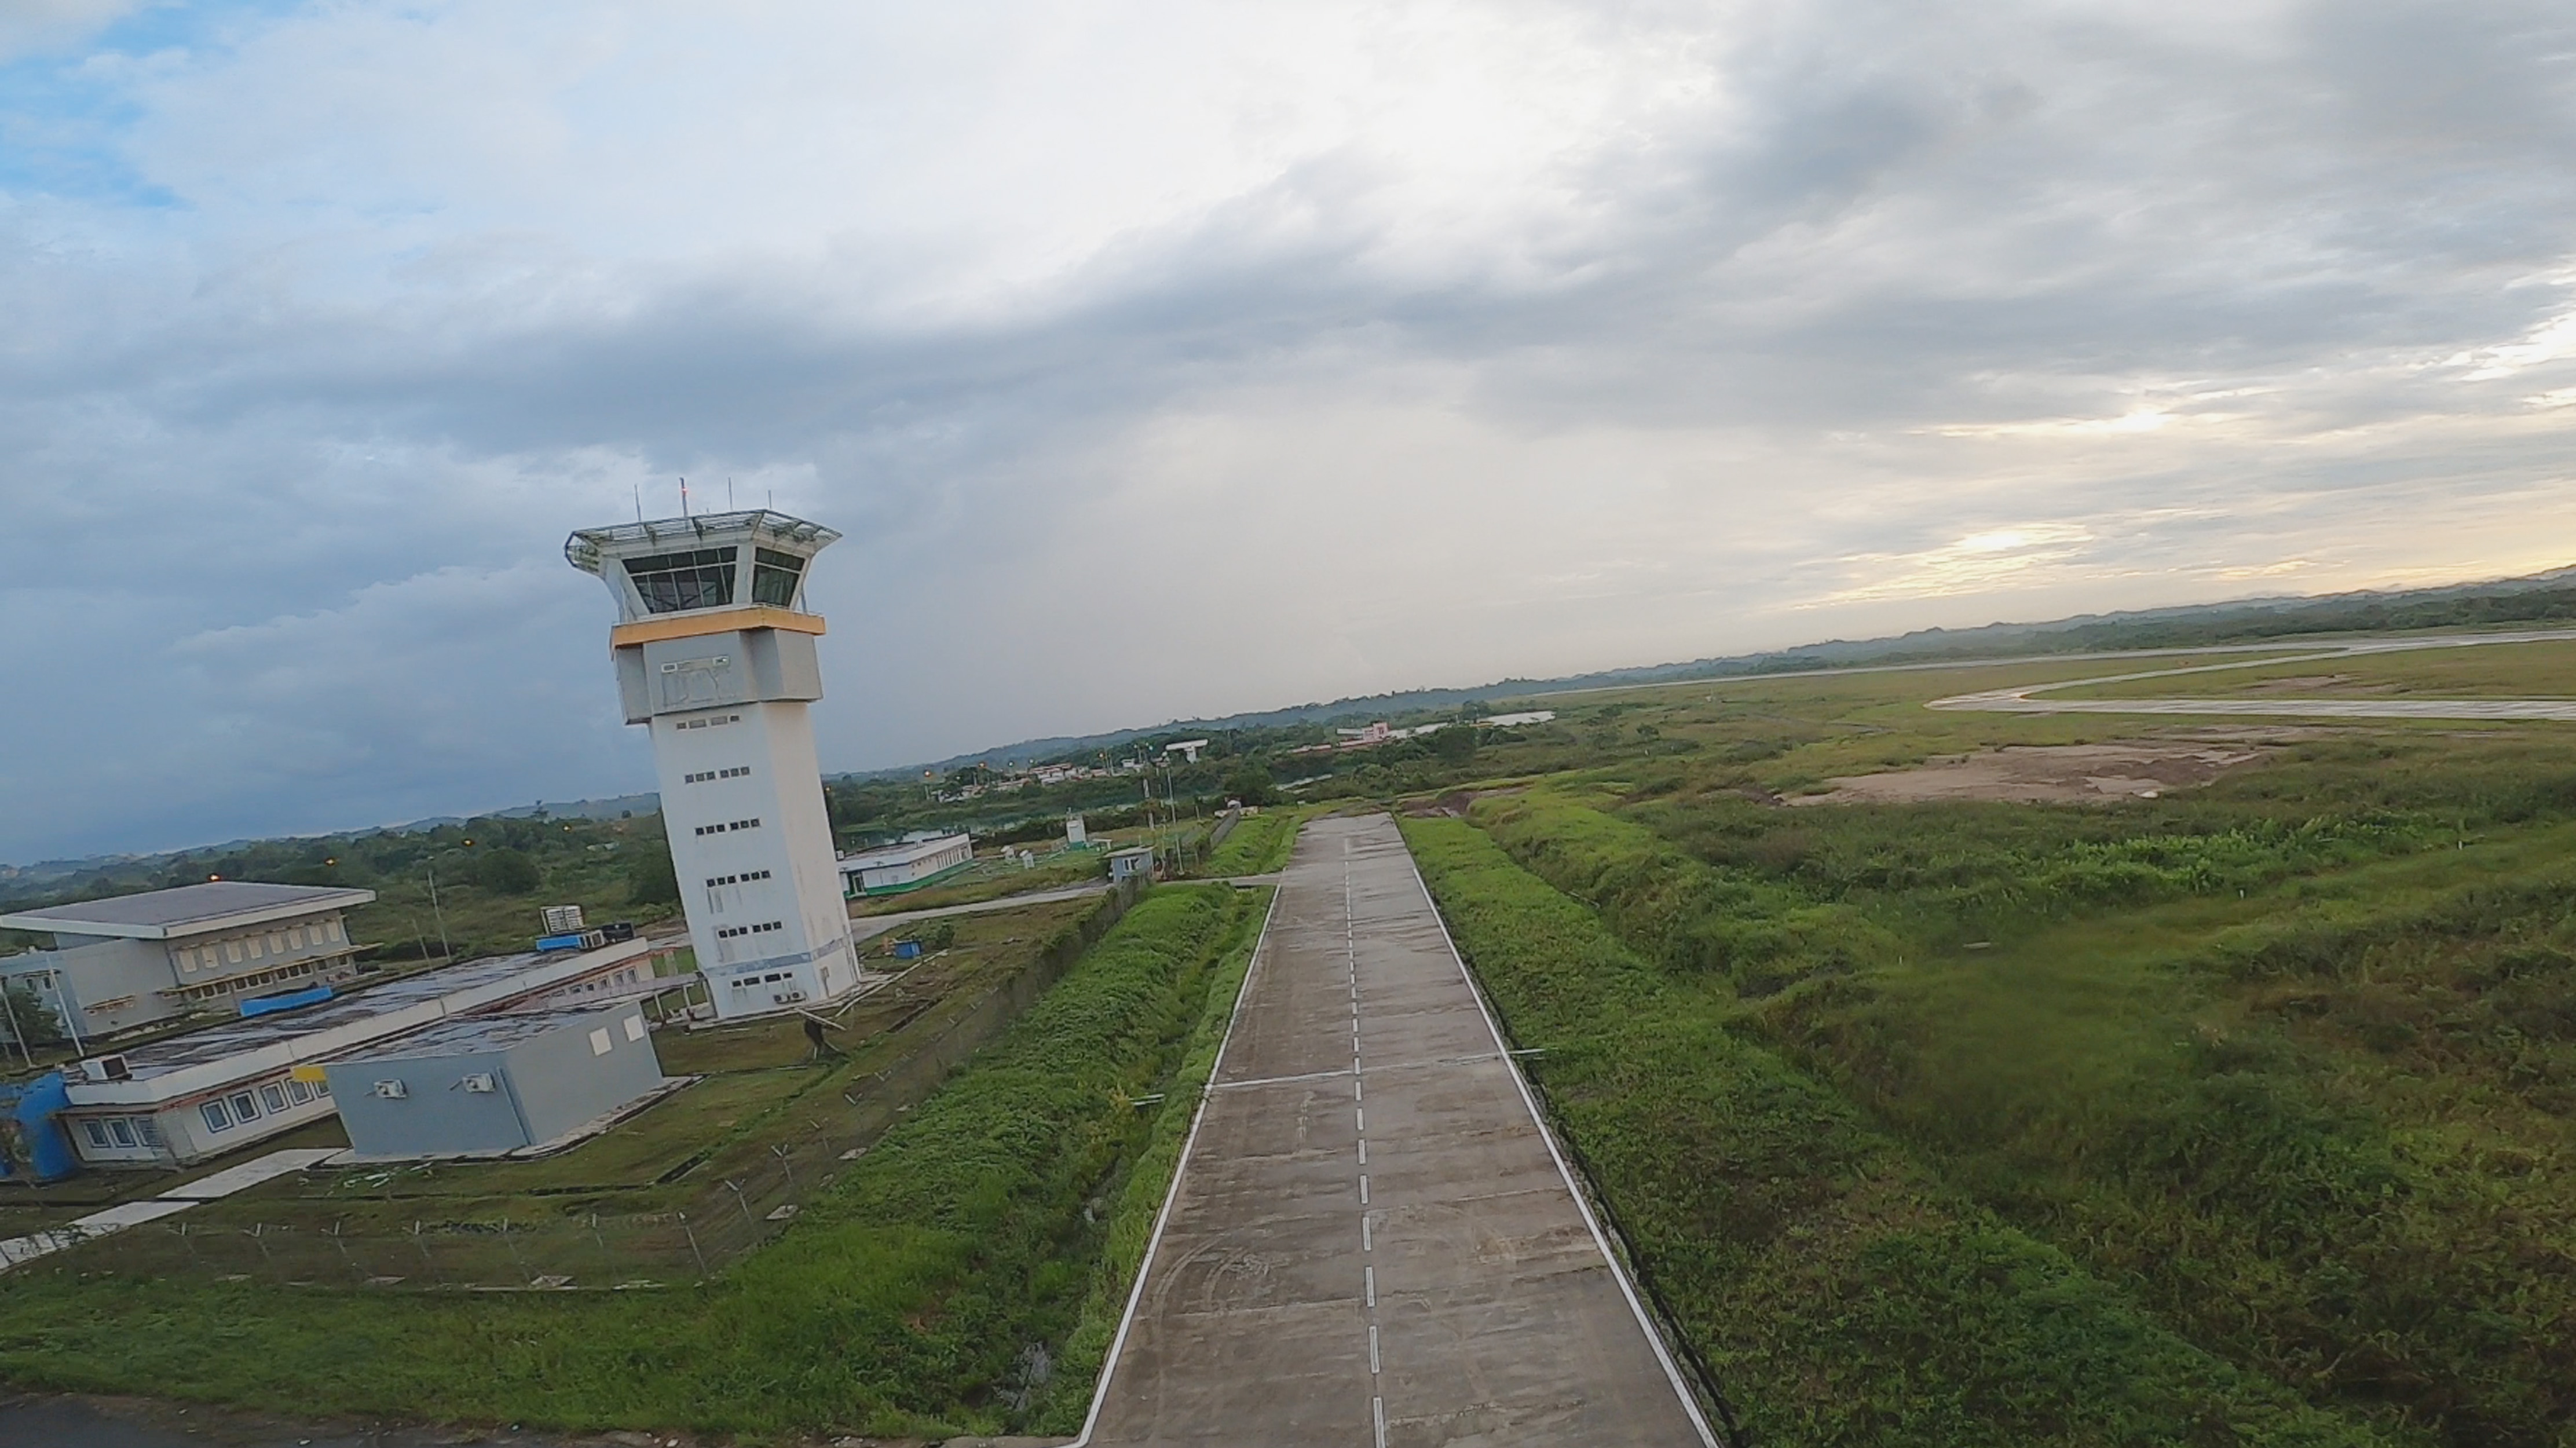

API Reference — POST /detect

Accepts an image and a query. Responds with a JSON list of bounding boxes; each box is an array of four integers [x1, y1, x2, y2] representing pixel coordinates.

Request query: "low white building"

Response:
[[837, 833, 974, 897], [55, 938, 670, 1169], [1, 882, 376, 1041]]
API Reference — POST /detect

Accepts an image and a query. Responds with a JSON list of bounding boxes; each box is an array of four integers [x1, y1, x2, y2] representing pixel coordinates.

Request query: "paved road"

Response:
[[1929, 628, 2576, 721], [1081, 814, 1713, 1447]]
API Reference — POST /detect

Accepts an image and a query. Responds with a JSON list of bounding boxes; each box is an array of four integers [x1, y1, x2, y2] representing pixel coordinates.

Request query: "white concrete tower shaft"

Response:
[[565, 510, 855, 1020]]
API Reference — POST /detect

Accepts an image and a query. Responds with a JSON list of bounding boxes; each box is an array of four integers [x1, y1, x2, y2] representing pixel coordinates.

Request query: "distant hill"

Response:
[[14, 565, 2576, 873], [0, 795, 664, 889], [848, 564, 2576, 778]]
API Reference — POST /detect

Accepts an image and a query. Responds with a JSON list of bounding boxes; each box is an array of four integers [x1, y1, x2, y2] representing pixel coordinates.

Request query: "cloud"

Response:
[[5, 0, 2576, 860], [0, 0, 137, 62]]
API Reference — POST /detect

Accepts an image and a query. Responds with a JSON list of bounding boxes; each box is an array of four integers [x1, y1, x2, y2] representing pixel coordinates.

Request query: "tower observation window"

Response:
[[751, 548, 806, 608], [624, 549, 736, 613]]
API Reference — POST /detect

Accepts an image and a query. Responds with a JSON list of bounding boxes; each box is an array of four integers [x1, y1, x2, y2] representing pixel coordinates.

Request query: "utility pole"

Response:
[[0, 978, 33, 1069], [46, 967, 86, 1059], [425, 862, 454, 962]]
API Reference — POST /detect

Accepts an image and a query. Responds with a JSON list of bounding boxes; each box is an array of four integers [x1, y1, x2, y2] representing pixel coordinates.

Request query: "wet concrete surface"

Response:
[[1083, 814, 1714, 1446]]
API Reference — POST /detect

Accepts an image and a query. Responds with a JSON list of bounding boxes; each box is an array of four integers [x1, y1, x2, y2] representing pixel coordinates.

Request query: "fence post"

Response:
[[411, 1220, 439, 1285], [500, 1216, 528, 1281], [680, 1212, 709, 1278], [771, 1142, 796, 1194], [330, 1219, 363, 1282], [724, 1179, 753, 1225]]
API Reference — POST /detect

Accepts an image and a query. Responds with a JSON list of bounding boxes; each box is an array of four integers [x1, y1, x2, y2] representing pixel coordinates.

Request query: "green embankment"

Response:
[[1458, 774, 2576, 1447], [1400, 814, 2383, 1447], [1203, 806, 1303, 876], [0, 884, 1264, 1440]]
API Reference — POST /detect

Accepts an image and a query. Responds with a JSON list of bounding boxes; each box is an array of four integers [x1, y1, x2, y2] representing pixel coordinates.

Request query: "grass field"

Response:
[[0, 885, 1265, 1440], [2052, 635, 2576, 700], [1402, 635, 2576, 1447], [1199, 805, 1305, 876], [13, 628, 2576, 1442], [1401, 815, 2379, 1447]]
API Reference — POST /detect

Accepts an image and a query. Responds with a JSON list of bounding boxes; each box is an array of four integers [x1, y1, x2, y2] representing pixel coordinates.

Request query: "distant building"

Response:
[[1066, 814, 1089, 847], [1108, 846, 1155, 884], [1483, 710, 1556, 728], [52, 938, 670, 1169], [1163, 739, 1209, 763], [837, 833, 975, 897], [0, 882, 377, 1041], [327, 1003, 669, 1160]]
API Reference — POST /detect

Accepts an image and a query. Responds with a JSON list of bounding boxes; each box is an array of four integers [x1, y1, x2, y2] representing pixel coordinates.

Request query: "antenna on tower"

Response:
[[727, 477, 736, 511], [680, 477, 689, 517], [632, 484, 642, 523]]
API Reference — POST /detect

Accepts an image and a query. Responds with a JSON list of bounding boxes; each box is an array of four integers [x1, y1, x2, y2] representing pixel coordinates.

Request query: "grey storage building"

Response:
[[325, 1004, 668, 1159]]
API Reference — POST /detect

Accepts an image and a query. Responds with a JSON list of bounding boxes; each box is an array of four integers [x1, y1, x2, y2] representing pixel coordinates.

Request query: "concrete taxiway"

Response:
[[1081, 813, 1714, 1447]]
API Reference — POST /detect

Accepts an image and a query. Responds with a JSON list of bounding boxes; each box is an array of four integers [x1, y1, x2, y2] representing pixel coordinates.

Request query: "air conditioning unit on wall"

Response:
[[371, 1080, 408, 1099], [460, 1073, 496, 1094]]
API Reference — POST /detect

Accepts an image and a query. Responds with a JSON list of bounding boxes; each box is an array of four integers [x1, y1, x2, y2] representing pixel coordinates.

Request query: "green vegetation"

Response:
[[0, 810, 683, 971], [1403, 641, 2576, 1447], [1402, 814, 2380, 1447], [1032, 884, 1271, 1431], [1201, 806, 1304, 876], [0, 885, 1260, 1440]]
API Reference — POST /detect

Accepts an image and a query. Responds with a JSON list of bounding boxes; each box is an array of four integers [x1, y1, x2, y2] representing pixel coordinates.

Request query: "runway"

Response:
[[1080, 813, 1714, 1447]]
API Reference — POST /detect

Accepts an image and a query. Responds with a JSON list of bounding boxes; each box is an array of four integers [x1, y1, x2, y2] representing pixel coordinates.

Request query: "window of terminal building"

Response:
[[228, 1091, 260, 1122], [623, 547, 736, 613], [286, 1078, 312, 1105], [83, 1121, 109, 1149], [751, 547, 806, 607], [202, 1100, 232, 1132], [134, 1117, 160, 1147], [261, 1083, 289, 1113], [225, 939, 243, 964], [109, 1118, 135, 1148]]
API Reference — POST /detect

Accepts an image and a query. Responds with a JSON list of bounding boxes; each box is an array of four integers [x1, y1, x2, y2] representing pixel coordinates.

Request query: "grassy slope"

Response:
[[1472, 770, 2576, 1447], [1201, 807, 1304, 876], [1400, 814, 2385, 1448], [0, 885, 1254, 1440]]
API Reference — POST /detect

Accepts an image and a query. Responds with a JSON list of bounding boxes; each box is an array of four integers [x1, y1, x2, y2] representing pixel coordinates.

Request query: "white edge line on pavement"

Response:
[[1396, 820, 1726, 1448], [1070, 880, 1284, 1447]]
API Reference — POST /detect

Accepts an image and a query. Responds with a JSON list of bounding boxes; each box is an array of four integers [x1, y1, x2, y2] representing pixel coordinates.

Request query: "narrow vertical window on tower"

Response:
[[751, 548, 805, 607]]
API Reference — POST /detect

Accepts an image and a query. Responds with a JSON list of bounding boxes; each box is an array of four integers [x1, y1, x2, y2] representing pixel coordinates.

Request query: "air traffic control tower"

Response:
[[566, 510, 856, 1021]]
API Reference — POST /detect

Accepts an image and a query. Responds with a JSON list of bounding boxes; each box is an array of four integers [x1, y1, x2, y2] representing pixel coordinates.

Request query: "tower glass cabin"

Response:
[[566, 510, 856, 1019]]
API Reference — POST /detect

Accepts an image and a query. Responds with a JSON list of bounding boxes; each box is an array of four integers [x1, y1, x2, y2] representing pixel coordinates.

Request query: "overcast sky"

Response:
[[5, 1, 2574, 863]]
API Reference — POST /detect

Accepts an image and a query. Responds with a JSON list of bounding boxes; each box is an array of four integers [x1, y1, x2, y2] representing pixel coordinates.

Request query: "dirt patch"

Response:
[[1786, 742, 2263, 806]]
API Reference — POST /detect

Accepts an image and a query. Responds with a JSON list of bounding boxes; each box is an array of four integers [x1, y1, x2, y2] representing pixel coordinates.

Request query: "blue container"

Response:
[[535, 932, 588, 953], [240, 983, 334, 1017], [893, 939, 923, 960], [0, 1072, 79, 1183]]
